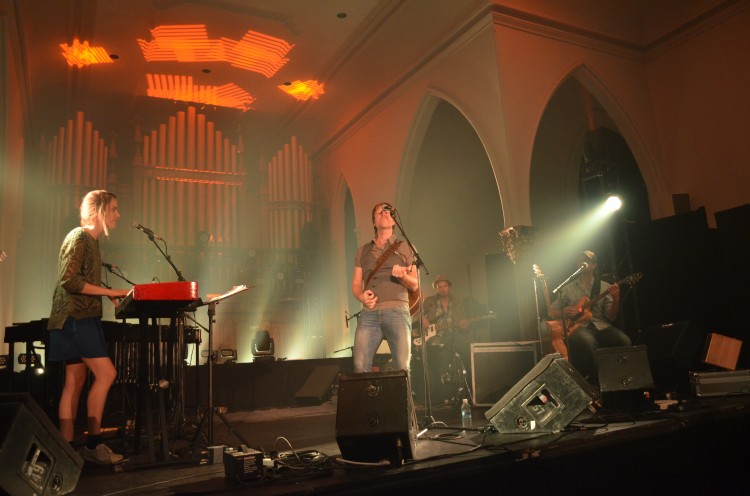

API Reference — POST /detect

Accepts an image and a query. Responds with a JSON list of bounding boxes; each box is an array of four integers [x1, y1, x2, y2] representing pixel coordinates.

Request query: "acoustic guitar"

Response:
[[533, 264, 569, 358], [565, 271, 643, 335]]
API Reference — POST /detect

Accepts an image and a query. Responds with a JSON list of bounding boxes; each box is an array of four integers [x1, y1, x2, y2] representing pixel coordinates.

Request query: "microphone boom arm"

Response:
[[552, 263, 587, 294]]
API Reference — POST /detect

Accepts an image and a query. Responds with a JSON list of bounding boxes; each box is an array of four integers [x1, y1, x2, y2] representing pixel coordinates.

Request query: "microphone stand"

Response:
[[102, 264, 136, 286], [552, 264, 586, 351], [140, 232, 187, 282], [390, 209, 435, 430]]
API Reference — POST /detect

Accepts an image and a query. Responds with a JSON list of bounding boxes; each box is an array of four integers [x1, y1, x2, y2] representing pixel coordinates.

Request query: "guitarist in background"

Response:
[[351, 202, 418, 374], [549, 250, 632, 385]]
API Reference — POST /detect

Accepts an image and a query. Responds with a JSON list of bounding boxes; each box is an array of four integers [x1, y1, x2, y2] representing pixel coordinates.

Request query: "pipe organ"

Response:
[[135, 105, 245, 248], [267, 135, 313, 250], [45, 110, 110, 249]]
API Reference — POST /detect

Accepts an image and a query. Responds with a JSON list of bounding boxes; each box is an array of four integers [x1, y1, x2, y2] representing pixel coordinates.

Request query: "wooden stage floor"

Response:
[[69, 390, 750, 495]]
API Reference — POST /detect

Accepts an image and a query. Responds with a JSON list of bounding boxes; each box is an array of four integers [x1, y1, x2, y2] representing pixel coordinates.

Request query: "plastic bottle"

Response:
[[461, 398, 472, 433]]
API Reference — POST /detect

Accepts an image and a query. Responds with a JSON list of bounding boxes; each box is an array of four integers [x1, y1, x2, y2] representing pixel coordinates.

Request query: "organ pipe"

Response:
[[134, 105, 245, 248]]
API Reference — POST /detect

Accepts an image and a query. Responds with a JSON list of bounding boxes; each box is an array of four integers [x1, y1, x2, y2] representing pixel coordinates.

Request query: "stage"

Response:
[[64, 392, 750, 495], [4, 354, 750, 495]]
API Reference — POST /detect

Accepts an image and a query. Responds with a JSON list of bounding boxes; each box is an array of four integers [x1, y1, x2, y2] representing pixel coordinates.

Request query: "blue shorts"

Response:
[[48, 317, 109, 362]]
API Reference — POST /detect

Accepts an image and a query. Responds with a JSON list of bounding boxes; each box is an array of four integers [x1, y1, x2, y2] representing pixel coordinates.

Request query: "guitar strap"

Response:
[[363, 240, 403, 290]]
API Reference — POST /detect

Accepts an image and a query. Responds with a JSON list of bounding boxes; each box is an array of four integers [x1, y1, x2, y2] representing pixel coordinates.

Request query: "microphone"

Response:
[[382, 204, 395, 216], [579, 262, 589, 269], [102, 262, 118, 271], [131, 221, 162, 240]]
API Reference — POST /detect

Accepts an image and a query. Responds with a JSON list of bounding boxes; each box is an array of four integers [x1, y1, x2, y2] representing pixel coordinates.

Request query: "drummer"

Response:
[[421, 274, 469, 341], [420, 275, 471, 404]]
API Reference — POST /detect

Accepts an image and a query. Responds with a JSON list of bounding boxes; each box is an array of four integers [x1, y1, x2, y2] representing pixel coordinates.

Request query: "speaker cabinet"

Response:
[[484, 354, 599, 433], [635, 320, 706, 395], [470, 342, 538, 406], [596, 345, 655, 411], [335, 371, 416, 465], [295, 364, 340, 405], [0, 393, 83, 496]]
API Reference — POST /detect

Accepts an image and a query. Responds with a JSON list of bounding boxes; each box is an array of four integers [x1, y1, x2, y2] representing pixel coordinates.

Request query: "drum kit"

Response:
[[411, 322, 472, 406]]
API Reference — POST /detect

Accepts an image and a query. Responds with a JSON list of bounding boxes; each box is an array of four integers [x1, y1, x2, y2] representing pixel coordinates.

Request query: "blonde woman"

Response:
[[47, 190, 130, 465]]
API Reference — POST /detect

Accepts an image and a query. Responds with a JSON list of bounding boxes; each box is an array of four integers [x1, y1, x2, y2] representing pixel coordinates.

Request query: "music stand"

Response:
[[185, 284, 252, 449]]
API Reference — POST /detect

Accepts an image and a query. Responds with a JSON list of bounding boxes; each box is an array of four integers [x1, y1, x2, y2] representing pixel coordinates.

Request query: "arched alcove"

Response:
[[530, 76, 650, 280], [402, 98, 504, 336]]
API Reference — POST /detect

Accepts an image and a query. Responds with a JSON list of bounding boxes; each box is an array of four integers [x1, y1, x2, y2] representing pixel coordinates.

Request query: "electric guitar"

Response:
[[413, 313, 496, 347], [565, 271, 643, 335], [533, 264, 568, 358]]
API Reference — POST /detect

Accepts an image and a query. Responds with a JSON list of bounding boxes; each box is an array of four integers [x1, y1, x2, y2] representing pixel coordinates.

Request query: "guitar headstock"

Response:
[[621, 272, 643, 286], [532, 264, 545, 279]]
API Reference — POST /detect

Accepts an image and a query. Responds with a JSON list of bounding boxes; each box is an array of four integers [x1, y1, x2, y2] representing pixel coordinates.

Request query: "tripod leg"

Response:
[[215, 409, 253, 448]]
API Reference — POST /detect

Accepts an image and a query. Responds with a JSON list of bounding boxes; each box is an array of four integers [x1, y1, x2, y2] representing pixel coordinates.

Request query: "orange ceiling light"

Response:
[[146, 74, 255, 111], [61, 39, 113, 68], [138, 24, 293, 78], [278, 80, 325, 101]]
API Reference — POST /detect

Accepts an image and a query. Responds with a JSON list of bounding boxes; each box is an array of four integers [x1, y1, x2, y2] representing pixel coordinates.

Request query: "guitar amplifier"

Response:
[[471, 342, 538, 406]]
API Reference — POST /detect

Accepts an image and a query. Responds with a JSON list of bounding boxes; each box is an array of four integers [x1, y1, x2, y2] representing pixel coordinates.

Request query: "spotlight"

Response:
[[604, 195, 622, 212], [220, 348, 237, 364], [252, 330, 275, 362]]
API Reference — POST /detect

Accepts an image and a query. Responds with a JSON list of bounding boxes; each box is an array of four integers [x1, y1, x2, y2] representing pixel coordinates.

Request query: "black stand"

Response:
[[186, 286, 252, 451], [552, 264, 587, 352], [389, 209, 435, 430], [136, 229, 186, 282]]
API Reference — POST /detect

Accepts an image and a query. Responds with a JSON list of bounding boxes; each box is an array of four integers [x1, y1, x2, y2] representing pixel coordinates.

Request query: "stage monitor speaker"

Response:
[[335, 370, 416, 465], [0, 393, 83, 496], [295, 364, 340, 405], [635, 320, 706, 395], [596, 345, 656, 411], [484, 354, 599, 433]]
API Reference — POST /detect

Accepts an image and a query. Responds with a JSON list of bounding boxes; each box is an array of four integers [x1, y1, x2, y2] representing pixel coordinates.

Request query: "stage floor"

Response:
[[70, 391, 750, 495]]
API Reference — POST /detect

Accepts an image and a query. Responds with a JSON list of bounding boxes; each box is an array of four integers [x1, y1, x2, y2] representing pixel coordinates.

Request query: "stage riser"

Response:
[[184, 357, 353, 411]]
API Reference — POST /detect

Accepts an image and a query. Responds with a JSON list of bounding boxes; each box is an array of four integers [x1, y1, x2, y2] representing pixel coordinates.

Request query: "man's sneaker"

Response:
[[79, 443, 125, 465]]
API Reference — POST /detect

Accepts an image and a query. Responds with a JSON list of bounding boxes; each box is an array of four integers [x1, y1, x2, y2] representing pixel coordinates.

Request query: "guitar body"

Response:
[[412, 313, 495, 347], [543, 319, 569, 358]]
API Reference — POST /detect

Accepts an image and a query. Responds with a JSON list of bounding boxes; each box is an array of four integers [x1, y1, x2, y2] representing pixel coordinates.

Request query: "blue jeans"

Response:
[[353, 307, 412, 374]]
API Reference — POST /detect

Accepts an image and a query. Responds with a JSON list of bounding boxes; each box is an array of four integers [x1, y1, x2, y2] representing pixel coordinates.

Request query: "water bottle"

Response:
[[461, 398, 472, 433]]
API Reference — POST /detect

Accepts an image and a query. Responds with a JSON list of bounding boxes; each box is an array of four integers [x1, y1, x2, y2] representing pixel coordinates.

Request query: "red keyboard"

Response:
[[115, 281, 199, 319]]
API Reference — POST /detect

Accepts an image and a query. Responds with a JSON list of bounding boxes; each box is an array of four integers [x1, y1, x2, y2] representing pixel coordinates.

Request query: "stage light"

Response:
[[604, 195, 622, 212], [220, 349, 237, 364], [252, 330, 275, 362]]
